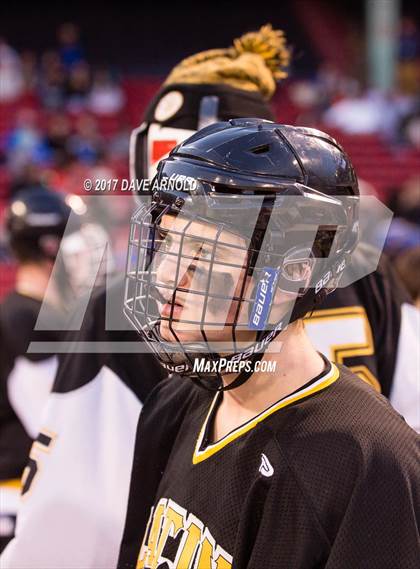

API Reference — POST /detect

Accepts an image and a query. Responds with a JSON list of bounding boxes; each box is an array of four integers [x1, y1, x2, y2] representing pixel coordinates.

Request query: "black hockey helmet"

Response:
[[6, 185, 79, 262], [125, 119, 359, 390]]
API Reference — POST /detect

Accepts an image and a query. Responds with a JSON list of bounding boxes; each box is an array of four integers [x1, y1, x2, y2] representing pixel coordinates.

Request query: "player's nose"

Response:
[[155, 258, 191, 294]]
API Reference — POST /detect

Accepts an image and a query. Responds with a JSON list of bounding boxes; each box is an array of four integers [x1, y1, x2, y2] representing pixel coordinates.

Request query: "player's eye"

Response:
[[185, 244, 213, 279], [283, 259, 311, 280], [199, 246, 213, 261]]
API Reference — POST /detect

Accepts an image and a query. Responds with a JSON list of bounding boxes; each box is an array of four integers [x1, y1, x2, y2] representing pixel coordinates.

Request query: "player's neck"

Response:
[[214, 323, 325, 439], [16, 263, 57, 304]]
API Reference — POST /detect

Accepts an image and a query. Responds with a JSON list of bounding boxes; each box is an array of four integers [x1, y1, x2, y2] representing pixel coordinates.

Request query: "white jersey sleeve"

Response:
[[7, 356, 58, 438]]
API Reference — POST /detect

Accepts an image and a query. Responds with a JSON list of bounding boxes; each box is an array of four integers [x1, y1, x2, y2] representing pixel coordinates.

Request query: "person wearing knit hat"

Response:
[[131, 24, 290, 181]]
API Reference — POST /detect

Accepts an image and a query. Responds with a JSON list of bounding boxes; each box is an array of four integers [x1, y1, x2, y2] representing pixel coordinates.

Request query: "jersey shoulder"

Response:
[[274, 365, 419, 488], [0, 292, 42, 359], [352, 248, 411, 306], [1, 291, 64, 363], [285, 365, 417, 447], [265, 366, 419, 544], [0, 291, 41, 328], [142, 373, 207, 420]]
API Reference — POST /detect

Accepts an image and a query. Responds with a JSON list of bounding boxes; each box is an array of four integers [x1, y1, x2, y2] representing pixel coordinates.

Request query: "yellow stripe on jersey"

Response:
[[193, 362, 340, 464], [0, 478, 21, 489]]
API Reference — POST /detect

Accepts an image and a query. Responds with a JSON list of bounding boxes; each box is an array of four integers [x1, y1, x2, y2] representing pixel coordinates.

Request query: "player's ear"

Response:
[[283, 257, 314, 287]]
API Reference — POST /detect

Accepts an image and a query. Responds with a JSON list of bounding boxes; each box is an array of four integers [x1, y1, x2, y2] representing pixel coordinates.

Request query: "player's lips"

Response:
[[150, 283, 186, 317]]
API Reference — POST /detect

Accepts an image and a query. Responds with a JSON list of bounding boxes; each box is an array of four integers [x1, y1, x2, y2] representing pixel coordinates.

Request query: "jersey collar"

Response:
[[193, 359, 340, 464]]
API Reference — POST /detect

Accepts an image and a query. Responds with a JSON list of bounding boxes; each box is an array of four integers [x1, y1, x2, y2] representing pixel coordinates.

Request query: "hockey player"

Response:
[[118, 119, 419, 569], [0, 217, 166, 566], [0, 185, 76, 551], [0, 184, 118, 553]]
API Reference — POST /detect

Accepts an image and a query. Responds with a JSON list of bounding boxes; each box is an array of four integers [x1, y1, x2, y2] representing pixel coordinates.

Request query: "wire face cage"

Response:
[[124, 185, 357, 383], [126, 201, 254, 353]]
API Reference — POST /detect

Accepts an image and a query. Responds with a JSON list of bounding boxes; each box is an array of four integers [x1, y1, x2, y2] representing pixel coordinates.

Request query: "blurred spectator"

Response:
[[108, 120, 131, 159], [4, 109, 49, 175], [399, 17, 420, 61], [389, 176, 420, 225], [44, 113, 72, 167], [20, 50, 37, 93], [65, 61, 91, 113], [323, 88, 415, 140], [68, 114, 103, 164], [57, 23, 84, 70], [399, 105, 420, 149], [89, 157, 116, 186], [88, 69, 125, 115], [38, 51, 65, 110], [44, 158, 91, 195], [384, 218, 420, 258], [0, 38, 24, 103], [323, 90, 382, 134], [317, 62, 360, 104], [288, 80, 323, 125], [395, 246, 420, 308], [290, 64, 362, 126], [384, 176, 420, 260]]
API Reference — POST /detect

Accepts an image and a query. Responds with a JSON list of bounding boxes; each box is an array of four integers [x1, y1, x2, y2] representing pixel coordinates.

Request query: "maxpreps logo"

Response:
[[137, 498, 232, 569], [193, 358, 277, 374]]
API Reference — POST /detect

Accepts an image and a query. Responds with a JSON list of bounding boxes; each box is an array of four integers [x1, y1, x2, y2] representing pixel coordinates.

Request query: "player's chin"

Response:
[[159, 320, 208, 344]]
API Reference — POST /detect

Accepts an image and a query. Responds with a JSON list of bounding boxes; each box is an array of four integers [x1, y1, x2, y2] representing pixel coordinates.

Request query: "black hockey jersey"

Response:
[[118, 363, 420, 569]]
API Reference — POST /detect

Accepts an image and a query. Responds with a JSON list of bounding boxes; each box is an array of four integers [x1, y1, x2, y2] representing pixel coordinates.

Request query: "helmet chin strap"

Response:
[[214, 347, 266, 392], [189, 324, 284, 392]]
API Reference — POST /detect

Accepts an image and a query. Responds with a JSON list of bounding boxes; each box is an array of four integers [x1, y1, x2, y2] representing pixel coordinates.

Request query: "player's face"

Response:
[[154, 213, 255, 345]]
